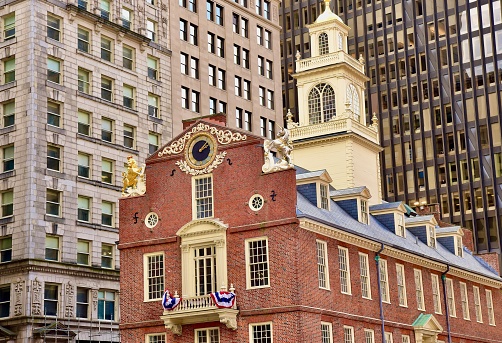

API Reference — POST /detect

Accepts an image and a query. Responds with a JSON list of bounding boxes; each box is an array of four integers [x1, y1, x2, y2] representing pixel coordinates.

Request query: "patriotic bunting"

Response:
[[162, 290, 181, 310], [210, 291, 236, 308]]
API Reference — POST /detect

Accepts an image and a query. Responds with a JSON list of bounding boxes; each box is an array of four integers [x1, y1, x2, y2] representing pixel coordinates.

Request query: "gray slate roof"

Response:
[[369, 202, 403, 211], [330, 186, 367, 197]]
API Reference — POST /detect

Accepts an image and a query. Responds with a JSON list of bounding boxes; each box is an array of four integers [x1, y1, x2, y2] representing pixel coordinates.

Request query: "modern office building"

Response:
[[0, 0, 172, 341], [280, 0, 502, 268]]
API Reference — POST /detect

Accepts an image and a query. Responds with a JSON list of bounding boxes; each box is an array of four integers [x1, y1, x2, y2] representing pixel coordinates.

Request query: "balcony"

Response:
[[295, 50, 365, 74], [160, 290, 238, 336]]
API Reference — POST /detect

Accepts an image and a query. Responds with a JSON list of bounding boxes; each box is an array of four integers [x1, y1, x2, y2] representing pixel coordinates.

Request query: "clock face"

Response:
[[186, 133, 217, 169]]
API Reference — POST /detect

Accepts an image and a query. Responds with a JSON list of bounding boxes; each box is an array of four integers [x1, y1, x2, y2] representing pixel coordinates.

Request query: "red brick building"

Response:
[[118, 118, 502, 343]]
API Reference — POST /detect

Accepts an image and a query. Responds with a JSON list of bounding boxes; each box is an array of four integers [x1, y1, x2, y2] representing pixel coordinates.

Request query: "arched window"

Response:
[[338, 33, 343, 50], [308, 83, 336, 124], [319, 33, 329, 55], [346, 84, 360, 120]]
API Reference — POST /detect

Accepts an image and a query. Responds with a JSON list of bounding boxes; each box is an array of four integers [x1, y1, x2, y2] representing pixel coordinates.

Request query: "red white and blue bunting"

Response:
[[210, 291, 236, 308], [162, 290, 181, 311]]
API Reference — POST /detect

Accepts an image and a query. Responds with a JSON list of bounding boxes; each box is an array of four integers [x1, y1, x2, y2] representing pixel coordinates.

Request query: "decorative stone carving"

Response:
[[121, 156, 146, 197], [14, 278, 24, 316], [176, 151, 227, 176], [31, 278, 42, 315], [91, 289, 98, 311], [286, 109, 298, 129], [220, 316, 237, 330], [371, 112, 379, 131], [158, 123, 247, 157], [65, 282, 75, 318], [161, 3, 167, 10], [262, 127, 294, 173], [164, 321, 182, 335]]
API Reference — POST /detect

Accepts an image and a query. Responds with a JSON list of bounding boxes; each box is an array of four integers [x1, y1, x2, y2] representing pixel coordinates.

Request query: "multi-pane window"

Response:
[[195, 328, 219, 343], [147, 56, 158, 80], [3, 14, 15, 40], [78, 68, 90, 94], [414, 269, 424, 310], [188, 0, 196, 12], [218, 101, 226, 114], [241, 79, 251, 100], [266, 90, 274, 109], [486, 289, 495, 325], [77, 111, 90, 137], [265, 60, 273, 79], [101, 118, 113, 142], [194, 176, 213, 218], [338, 247, 351, 294], [241, 17, 248, 37], [47, 15, 61, 41], [215, 4, 223, 25], [148, 133, 159, 155], [209, 98, 217, 114], [77, 27, 90, 52], [1, 190, 13, 218], [257, 26, 263, 45], [147, 334, 166, 343], [45, 235, 60, 261], [360, 200, 369, 224], [320, 184, 328, 209], [384, 332, 393, 343], [98, 290, 115, 320], [217, 69, 225, 89], [44, 284, 58, 316], [100, 0, 111, 19], [190, 57, 199, 79], [47, 145, 61, 171], [216, 36, 225, 57], [208, 32, 215, 52], [101, 159, 113, 184], [359, 253, 371, 299], [316, 240, 329, 289], [267, 120, 275, 139], [121, 8, 132, 29], [101, 36, 113, 61], [247, 238, 269, 288], [3, 101, 14, 127], [321, 322, 332, 343], [258, 56, 264, 75], [431, 274, 441, 314], [234, 76, 242, 96], [123, 85, 134, 109], [0, 236, 12, 263], [189, 23, 198, 45], [402, 335, 410, 343], [379, 259, 390, 302], [102, 201, 113, 226], [264, 29, 271, 48], [446, 278, 456, 317], [46, 189, 61, 217], [260, 117, 266, 137], [47, 58, 60, 84], [244, 111, 252, 131], [308, 83, 336, 124], [235, 108, 242, 128], [428, 226, 436, 248], [76, 288, 89, 318], [319, 32, 329, 55], [263, 0, 270, 19], [146, 19, 156, 41], [0, 285, 9, 318], [148, 94, 160, 118], [234, 44, 241, 65], [101, 244, 114, 268], [194, 246, 217, 295], [473, 286, 483, 322], [250, 323, 272, 343], [396, 264, 407, 307], [145, 253, 164, 300], [232, 13, 239, 33], [459, 282, 469, 320], [2, 145, 13, 172], [206, 0, 214, 20], [181, 87, 189, 109], [77, 240, 90, 265], [396, 215, 405, 237], [191, 90, 200, 113], [101, 77, 113, 101], [343, 326, 354, 343], [123, 125, 135, 148], [242, 48, 249, 69], [77, 196, 91, 222], [47, 101, 61, 127], [180, 53, 188, 74], [180, 19, 188, 41], [3, 58, 14, 84], [208, 64, 216, 86], [123, 45, 134, 70]]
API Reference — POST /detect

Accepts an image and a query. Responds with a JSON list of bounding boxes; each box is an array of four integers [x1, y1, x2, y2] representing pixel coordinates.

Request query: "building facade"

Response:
[[280, 0, 502, 265], [0, 0, 172, 340]]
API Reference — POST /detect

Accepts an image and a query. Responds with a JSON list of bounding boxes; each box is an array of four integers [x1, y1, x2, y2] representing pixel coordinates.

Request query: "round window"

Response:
[[145, 212, 159, 228], [248, 194, 264, 211]]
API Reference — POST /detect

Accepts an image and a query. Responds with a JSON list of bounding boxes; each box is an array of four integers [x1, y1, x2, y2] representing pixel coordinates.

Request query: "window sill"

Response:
[[0, 170, 15, 180], [147, 115, 163, 124], [146, 77, 162, 86], [77, 91, 139, 115], [76, 133, 139, 155], [46, 124, 66, 135], [0, 81, 16, 92], [46, 36, 66, 49], [76, 220, 118, 232], [44, 215, 66, 224], [0, 216, 14, 225], [0, 125, 15, 135], [46, 169, 66, 178], [46, 80, 66, 92], [0, 37, 16, 49], [77, 176, 122, 192]]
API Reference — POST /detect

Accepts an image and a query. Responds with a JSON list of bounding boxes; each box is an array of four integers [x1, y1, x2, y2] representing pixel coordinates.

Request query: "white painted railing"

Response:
[[290, 118, 378, 143], [171, 293, 237, 312], [295, 51, 364, 73]]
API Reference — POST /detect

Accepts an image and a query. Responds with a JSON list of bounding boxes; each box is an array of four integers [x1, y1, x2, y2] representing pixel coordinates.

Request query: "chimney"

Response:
[[182, 113, 227, 130]]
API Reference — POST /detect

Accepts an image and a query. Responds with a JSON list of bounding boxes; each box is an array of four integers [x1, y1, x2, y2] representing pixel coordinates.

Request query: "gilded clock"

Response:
[[185, 133, 217, 169]]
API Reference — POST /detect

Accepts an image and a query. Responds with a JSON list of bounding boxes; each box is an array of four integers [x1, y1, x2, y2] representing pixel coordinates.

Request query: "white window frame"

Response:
[[396, 264, 407, 307], [47, 14, 61, 41], [316, 240, 329, 290], [249, 322, 273, 343], [318, 183, 329, 210], [77, 239, 90, 266], [192, 174, 214, 219], [195, 328, 219, 343], [359, 252, 371, 299], [343, 326, 354, 343], [245, 237, 270, 289], [364, 329, 375, 343], [45, 235, 60, 261], [395, 213, 405, 237], [414, 269, 425, 310], [145, 333, 166, 343], [473, 286, 483, 323], [486, 289, 495, 325], [431, 274, 442, 314], [101, 243, 114, 269], [446, 278, 456, 317], [384, 332, 393, 343], [427, 225, 436, 248], [379, 259, 390, 303], [338, 246, 351, 295], [359, 199, 369, 224], [143, 252, 165, 301], [455, 236, 463, 257], [401, 335, 410, 343], [321, 322, 332, 343], [459, 282, 470, 320]]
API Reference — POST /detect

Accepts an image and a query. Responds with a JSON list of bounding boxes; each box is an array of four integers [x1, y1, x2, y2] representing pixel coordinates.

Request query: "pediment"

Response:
[[412, 313, 443, 332], [177, 218, 228, 238]]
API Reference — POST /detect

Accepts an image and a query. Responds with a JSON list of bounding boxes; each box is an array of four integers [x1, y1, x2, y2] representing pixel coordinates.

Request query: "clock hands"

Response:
[[198, 142, 209, 152]]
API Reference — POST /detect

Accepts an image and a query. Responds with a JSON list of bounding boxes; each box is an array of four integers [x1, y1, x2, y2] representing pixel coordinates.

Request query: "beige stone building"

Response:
[[0, 0, 172, 341]]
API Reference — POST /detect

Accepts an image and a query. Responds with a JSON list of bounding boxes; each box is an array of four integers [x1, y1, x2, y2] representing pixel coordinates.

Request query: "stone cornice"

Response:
[[299, 218, 502, 288]]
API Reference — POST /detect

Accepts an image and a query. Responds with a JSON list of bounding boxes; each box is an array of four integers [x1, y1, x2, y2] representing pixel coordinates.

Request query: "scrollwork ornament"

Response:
[[176, 151, 227, 176]]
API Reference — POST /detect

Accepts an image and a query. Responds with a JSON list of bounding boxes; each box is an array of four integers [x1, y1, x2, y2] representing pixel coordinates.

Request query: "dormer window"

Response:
[[428, 226, 436, 248], [360, 200, 369, 224], [319, 183, 329, 210], [319, 32, 329, 55], [396, 214, 405, 237], [308, 83, 336, 124], [455, 236, 463, 257]]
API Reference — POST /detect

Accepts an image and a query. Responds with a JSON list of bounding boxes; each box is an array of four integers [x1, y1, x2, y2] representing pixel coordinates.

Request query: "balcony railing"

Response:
[[295, 50, 364, 74]]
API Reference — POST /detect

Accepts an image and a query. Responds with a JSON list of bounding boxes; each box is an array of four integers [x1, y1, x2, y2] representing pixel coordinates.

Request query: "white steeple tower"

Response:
[[288, 0, 383, 204]]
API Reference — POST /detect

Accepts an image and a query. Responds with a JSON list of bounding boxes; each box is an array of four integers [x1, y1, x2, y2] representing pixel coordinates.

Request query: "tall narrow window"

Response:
[[146, 19, 156, 41], [194, 246, 216, 295], [321, 322, 332, 343], [78, 27, 90, 52], [47, 145, 61, 171], [101, 36, 113, 61], [101, 159, 113, 184], [364, 330, 374, 343], [338, 247, 351, 294], [360, 200, 368, 224], [2, 145, 13, 172], [123, 45, 134, 70], [101, 244, 114, 268], [47, 101, 61, 127], [3, 101, 14, 127], [101, 201, 113, 226], [148, 94, 160, 118], [343, 326, 354, 343], [431, 274, 441, 314], [77, 196, 90, 222], [77, 240, 90, 265], [194, 176, 213, 219], [359, 253, 371, 299], [346, 84, 360, 120], [97, 290, 115, 320], [396, 264, 407, 307], [47, 58, 60, 84], [46, 189, 61, 217], [473, 286, 483, 322], [308, 83, 336, 124], [246, 238, 269, 288], [100, 0, 110, 19], [101, 77, 113, 101], [459, 282, 469, 320], [144, 253, 164, 300], [1, 190, 13, 218], [319, 184, 328, 209], [121, 8, 132, 29], [147, 56, 158, 80], [414, 269, 425, 310], [45, 236, 60, 261], [196, 329, 219, 343], [316, 240, 329, 289], [319, 32, 329, 55], [78, 68, 90, 93], [101, 118, 113, 142], [123, 85, 134, 109], [379, 259, 389, 303], [446, 278, 456, 317], [3, 14, 15, 40], [76, 288, 89, 318], [486, 289, 495, 325], [0, 285, 10, 318], [44, 284, 58, 316], [0, 236, 11, 262]]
